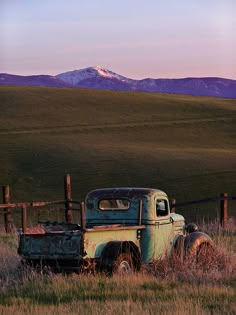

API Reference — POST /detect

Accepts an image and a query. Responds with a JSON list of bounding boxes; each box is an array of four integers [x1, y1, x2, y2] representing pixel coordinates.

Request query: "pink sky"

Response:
[[1, 0, 235, 79]]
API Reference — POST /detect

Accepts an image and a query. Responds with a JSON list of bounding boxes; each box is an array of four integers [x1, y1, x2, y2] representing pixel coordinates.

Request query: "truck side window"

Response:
[[156, 199, 168, 217]]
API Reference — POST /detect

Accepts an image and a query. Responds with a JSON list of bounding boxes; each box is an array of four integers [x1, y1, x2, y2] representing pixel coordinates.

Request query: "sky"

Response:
[[1, 0, 236, 79]]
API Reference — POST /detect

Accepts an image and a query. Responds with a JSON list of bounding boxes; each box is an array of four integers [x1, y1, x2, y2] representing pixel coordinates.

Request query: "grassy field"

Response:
[[0, 225, 235, 315], [0, 85, 236, 225]]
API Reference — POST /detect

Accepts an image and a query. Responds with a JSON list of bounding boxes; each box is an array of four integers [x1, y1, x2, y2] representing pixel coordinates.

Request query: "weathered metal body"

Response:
[[84, 188, 184, 263], [18, 187, 212, 272]]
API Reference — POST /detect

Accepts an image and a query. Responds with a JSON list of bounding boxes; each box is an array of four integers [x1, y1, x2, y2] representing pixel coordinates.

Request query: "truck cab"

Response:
[[85, 188, 185, 263]]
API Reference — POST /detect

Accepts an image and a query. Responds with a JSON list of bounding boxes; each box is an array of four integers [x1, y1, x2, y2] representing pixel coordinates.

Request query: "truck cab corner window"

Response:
[[156, 199, 168, 216]]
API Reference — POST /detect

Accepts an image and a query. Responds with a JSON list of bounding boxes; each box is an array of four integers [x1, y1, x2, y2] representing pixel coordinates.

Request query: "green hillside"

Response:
[[0, 85, 236, 223]]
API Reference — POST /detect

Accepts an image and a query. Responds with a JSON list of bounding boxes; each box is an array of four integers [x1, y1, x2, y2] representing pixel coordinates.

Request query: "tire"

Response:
[[113, 253, 134, 275], [184, 232, 214, 261], [196, 242, 215, 265]]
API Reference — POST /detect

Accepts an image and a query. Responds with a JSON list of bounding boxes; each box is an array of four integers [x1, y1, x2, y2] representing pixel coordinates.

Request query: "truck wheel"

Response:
[[184, 231, 214, 263], [113, 253, 134, 275], [196, 242, 215, 265]]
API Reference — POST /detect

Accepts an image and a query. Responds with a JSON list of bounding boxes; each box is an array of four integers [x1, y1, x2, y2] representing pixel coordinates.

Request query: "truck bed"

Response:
[[18, 222, 82, 261]]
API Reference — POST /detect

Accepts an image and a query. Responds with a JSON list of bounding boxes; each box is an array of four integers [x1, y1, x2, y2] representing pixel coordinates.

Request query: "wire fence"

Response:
[[0, 174, 235, 233]]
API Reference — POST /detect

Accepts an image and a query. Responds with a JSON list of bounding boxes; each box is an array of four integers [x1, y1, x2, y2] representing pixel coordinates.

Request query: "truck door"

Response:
[[154, 198, 173, 259]]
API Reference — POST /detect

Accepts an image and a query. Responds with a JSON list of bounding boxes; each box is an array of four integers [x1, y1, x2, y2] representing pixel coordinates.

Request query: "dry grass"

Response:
[[199, 218, 236, 252], [0, 225, 235, 314], [145, 242, 235, 285], [0, 272, 235, 315], [0, 270, 235, 315], [0, 232, 21, 291]]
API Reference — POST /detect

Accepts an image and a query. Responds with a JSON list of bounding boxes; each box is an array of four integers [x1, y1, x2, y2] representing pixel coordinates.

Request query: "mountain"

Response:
[[1, 66, 236, 98], [56, 66, 134, 91], [0, 73, 68, 87], [134, 77, 236, 98]]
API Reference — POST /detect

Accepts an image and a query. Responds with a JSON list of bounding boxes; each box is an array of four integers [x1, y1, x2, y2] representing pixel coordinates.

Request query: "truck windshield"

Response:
[[99, 199, 130, 210]]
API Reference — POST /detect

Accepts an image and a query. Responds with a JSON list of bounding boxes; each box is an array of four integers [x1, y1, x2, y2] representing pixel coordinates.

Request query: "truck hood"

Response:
[[170, 213, 185, 222]]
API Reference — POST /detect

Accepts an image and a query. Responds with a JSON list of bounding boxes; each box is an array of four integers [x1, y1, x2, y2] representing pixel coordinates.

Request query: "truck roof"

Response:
[[85, 188, 170, 226], [86, 187, 167, 199]]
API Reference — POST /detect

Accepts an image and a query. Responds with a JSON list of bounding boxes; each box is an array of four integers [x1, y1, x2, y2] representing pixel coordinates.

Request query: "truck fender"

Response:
[[99, 241, 141, 272], [184, 231, 214, 260]]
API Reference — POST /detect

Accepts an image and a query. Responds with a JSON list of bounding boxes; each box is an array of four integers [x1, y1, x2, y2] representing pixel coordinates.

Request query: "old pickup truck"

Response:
[[18, 188, 213, 274]]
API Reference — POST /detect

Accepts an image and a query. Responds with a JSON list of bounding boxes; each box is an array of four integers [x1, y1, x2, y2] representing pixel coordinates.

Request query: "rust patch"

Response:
[[25, 227, 45, 234]]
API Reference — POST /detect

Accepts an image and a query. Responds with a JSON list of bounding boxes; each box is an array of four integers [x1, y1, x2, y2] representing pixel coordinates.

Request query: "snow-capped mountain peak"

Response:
[[92, 65, 112, 78], [56, 66, 132, 86]]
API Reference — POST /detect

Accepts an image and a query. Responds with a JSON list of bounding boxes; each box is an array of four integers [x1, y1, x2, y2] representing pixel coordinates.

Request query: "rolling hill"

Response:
[[0, 85, 236, 225]]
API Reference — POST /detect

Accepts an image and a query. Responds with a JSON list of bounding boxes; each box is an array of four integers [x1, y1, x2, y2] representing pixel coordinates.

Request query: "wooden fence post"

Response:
[[220, 193, 228, 228], [2, 185, 12, 233], [170, 199, 176, 213], [64, 174, 72, 223]]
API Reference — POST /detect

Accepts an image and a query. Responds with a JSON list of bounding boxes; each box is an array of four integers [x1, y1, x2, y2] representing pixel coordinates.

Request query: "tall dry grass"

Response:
[[0, 222, 235, 314], [147, 219, 236, 285], [0, 272, 235, 315]]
